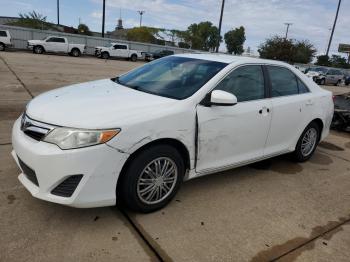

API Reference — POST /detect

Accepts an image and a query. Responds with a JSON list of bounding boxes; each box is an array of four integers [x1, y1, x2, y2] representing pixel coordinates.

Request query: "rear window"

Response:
[[0, 31, 7, 37], [267, 66, 299, 97]]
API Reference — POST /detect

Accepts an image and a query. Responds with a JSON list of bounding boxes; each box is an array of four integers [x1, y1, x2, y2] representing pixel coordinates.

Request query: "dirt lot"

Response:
[[1, 51, 350, 262]]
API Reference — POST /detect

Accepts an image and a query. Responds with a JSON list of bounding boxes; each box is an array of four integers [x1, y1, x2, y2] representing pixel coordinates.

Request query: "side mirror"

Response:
[[210, 90, 237, 106]]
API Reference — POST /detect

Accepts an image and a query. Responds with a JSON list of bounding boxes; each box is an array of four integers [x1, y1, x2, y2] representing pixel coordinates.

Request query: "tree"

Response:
[[8, 10, 60, 31], [178, 42, 190, 49], [19, 10, 47, 22], [315, 55, 331, 66], [224, 26, 246, 55], [184, 21, 221, 51], [330, 55, 350, 68], [258, 36, 316, 64], [77, 24, 92, 36], [126, 27, 157, 43]]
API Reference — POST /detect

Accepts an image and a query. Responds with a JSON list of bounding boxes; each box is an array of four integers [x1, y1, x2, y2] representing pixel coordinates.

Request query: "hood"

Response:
[[306, 71, 321, 77], [28, 40, 44, 44], [26, 79, 177, 129]]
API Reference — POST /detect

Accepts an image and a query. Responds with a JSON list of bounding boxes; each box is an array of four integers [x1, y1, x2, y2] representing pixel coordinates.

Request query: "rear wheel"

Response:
[[130, 54, 137, 62], [118, 145, 185, 213], [71, 48, 81, 57], [292, 122, 320, 162], [33, 45, 44, 54], [0, 43, 5, 51], [101, 52, 109, 59], [335, 80, 341, 86]]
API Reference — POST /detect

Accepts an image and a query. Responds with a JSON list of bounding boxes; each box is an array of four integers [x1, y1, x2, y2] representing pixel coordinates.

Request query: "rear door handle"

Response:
[[306, 100, 314, 106]]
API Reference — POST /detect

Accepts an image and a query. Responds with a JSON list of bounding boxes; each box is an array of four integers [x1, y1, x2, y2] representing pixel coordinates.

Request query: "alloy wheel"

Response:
[[137, 157, 178, 205], [301, 127, 317, 157]]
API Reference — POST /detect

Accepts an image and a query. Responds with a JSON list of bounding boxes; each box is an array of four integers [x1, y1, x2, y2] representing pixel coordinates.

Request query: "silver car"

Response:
[[307, 67, 344, 86]]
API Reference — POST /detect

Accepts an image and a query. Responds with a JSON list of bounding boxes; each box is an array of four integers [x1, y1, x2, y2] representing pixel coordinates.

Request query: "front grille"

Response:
[[20, 114, 53, 141], [51, 175, 83, 197], [23, 130, 46, 141], [18, 157, 39, 186]]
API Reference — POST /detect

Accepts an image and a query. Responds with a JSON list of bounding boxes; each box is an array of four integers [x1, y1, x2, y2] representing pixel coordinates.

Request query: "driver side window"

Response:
[[215, 65, 265, 102]]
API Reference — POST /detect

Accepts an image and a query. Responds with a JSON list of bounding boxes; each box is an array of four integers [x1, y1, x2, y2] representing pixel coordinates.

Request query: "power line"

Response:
[[216, 0, 225, 52], [326, 0, 342, 57]]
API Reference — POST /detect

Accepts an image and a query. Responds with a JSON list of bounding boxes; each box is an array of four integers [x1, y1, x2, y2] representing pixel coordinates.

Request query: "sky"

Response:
[[0, 0, 349, 56]]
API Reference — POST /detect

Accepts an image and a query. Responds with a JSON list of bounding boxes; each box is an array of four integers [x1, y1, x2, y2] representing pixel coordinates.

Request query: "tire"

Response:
[[292, 122, 320, 162], [335, 80, 341, 86], [71, 48, 81, 57], [130, 54, 137, 62], [0, 43, 5, 51], [320, 79, 325, 85], [101, 52, 109, 59], [33, 45, 44, 54], [118, 144, 185, 213]]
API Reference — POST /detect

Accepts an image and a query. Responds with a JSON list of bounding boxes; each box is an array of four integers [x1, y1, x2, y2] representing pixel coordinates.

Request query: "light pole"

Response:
[[102, 0, 106, 37], [284, 23, 292, 39], [216, 0, 225, 52], [57, 0, 60, 25], [138, 11, 145, 27], [326, 0, 342, 57]]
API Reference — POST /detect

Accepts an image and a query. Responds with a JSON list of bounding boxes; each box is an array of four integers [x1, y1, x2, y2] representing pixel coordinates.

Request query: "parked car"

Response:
[[0, 30, 12, 51], [145, 49, 174, 62], [95, 43, 142, 61], [12, 54, 333, 212], [343, 71, 350, 86], [27, 36, 85, 57], [306, 67, 344, 86]]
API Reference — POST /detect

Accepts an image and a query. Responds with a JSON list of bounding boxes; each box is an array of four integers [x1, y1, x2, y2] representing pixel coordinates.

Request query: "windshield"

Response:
[[116, 56, 227, 99], [312, 67, 327, 73]]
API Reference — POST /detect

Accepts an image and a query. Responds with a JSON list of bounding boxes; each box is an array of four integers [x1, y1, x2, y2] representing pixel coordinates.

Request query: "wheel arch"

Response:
[[35, 44, 45, 50], [116, 138, 191, 194], [311, 118, 324, 140]]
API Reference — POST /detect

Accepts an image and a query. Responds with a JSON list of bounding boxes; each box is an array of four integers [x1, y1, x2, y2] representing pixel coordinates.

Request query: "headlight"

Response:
[[43, 128, 120, 150]]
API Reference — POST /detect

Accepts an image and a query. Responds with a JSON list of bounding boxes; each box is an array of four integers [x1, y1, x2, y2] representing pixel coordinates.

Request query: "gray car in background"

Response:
[[306, 67, 344, 86]]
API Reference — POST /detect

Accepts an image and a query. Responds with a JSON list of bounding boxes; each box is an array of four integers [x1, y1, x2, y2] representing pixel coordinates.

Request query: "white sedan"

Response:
[[12, 54, 334, 213]]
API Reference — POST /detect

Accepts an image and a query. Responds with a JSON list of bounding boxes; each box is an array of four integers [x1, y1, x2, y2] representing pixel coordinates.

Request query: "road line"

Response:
[[0, 55, 34, 98], [272, 218, 350, 261], [116, 207, 172, 262]]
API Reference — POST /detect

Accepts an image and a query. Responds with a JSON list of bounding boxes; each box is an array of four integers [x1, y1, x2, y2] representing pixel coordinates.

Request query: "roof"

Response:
[[175, 53, 288, 66]]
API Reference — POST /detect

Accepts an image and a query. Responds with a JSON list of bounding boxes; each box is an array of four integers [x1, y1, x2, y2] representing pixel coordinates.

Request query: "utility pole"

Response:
[[284, 23, 292, 39], [326, 0, 342, 57], [138, 11, 145, 27], [216, 0, 225, 52], [101, 0, 106, 37], [57, 0, 60, 25]]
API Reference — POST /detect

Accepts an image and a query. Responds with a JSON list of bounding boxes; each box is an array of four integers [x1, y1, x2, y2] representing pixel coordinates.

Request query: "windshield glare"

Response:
[[117, 56, 227, 99]]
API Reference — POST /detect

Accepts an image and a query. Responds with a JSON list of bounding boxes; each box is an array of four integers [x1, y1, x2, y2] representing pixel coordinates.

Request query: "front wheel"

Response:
[[101, 52, 109, 59], [33, 45, 44, 54], [292, 122, 320, 162], [0, 43, 5, 51], [320, 79, 325, 85], [118, 145, 185, 213]]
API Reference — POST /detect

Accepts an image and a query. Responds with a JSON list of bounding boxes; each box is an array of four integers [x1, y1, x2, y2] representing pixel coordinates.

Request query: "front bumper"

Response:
[[11, 118, 129, 208]]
